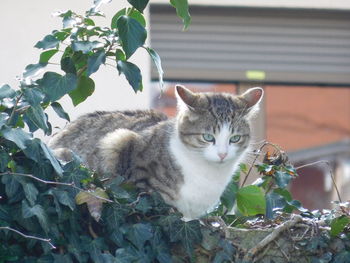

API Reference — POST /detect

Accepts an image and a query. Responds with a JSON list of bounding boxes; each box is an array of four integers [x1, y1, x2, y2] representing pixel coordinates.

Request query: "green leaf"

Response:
[[117, 61, 142, 92], [274, 171, 292, 188], [22, 183, 39, 206], [171, 220, 202, 257], [25, 105, 49, 134], [23, 63, 47, 78], [0, 148, 10, 172], [69, 76, 95, 106], [21, 200, 49, 233], [0, 85, 16, 100], [117, 15, 147, 58], [330, 215, 350, 237], [38, 72, 78, 102], [1, 174, 21, 200], [1, 126, 32, 150], [35, 34, 60, 50], [170, 0, 191, 30], [125, 223, 153, 249], [265, 192, 286, 219], [87, 50, 106, 76], [39, 141, 63, 176], [236, 185, 266, 216], [52, 189, 75, 210], [39, 49, 59, 63], [145, 47, 164, 88], [23, 88, 45, 106], [220, 179, 238, 212], [127, 0, 149, 13], [61, 57, 77, 74], [0, 113, 9, 129], [51, 102, 70, 121], [111, 8, 146, 28], [71, 41, 104, 54]]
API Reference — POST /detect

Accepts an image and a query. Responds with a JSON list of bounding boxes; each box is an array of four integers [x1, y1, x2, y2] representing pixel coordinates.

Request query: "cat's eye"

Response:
[[229, 135, 241, 143], [202, 133, 215, 143]]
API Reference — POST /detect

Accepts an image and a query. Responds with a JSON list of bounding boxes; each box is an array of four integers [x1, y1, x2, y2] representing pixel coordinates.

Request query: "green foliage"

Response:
[[1, 0, 349, 261]]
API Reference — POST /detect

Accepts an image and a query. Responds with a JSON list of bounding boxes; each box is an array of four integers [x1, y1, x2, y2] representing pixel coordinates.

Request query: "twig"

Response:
[[0, 226, 56, 249], [241, 141, 269, 187], [0, 172, 113, 203], [243, 215, 302, 262], [295, 160, 342, 203]]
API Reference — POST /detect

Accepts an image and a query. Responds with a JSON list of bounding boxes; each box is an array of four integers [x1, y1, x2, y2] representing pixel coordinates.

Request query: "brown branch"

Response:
[[243, 215, 302, 262], [0, 172, 113, 203], [0, 226, 56, 249], [295, 160, 342, 203]]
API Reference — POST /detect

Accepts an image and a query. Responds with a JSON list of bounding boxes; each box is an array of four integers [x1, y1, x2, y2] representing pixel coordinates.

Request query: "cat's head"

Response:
[[175, 85, 263, 164]]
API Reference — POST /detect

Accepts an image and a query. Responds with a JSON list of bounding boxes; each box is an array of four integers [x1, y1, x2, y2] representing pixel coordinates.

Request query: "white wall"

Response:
[[0, 0, 151, 137], [153, 0, 350, 10]]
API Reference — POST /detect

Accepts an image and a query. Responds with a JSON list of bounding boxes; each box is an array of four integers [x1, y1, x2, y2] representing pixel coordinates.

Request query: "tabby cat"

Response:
[[49, 85, 263, 220]]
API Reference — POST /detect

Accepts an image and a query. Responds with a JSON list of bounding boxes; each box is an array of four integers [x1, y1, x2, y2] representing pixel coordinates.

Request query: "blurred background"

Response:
[[1, 0, 349, 210]]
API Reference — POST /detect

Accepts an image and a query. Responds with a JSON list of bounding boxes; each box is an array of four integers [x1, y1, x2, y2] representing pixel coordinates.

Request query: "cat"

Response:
[[49, 85, 263, 220]]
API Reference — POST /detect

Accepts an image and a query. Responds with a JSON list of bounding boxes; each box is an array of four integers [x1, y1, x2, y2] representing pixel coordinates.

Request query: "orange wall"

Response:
[[265, 86, 350, 151]]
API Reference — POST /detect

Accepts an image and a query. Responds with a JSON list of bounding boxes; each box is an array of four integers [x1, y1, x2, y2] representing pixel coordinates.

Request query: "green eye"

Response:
[[202, 133, 215, 143], [230, 135, 241, 143]]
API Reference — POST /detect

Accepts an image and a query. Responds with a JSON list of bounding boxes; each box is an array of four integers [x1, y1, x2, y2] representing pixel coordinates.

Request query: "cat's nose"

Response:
[[218, 152, 227, 161]]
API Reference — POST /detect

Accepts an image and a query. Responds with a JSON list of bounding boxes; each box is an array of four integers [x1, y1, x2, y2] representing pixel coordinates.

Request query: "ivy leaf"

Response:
[[220, 179, 239, 212], [274, 171, 292, 188], [22, 88, 45, 106], [125, 223, 153, 249], [35, 34, 60, 50], [52, 189, 76, 211], [127, 0, 149, 13], [170, 220, 202, 257], [111, 8, 146, 28], [145, 47, 164, 88], [1, 174, 21, 200], [117, 15, 147, 58], [0, 84, 16, 100], [39, 49, 59, 63], [330, 215, 350, 237], [87, 50, 106, 76], [38, 72, 78, 102], [236, 185, 266, 216], [72, 41, 104, 54], [0, 149, 10, 172], [25, 105, 49, 134], [51, 102, 70, 122], [76, 188, 109, 221], [69, 76, 95, 106], [61, 57, 77, 74], [1, 126, 32, 150], [115, 247, 149, 263], [23, 63, 47, 79], [265, 192, 286, 219], [117, 61, 142, 92], [170, 0, 191, 30], [22, 200, 49, 233], [22, 183, 39, 206]]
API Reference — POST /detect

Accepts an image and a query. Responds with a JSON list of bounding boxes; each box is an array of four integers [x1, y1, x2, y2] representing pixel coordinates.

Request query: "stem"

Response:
[[295, 160, 342, 203], [0, 172, 113, 203], [241, 141, 283, 188], [7, 92, 23, 125], [0, 226, 56, 249]]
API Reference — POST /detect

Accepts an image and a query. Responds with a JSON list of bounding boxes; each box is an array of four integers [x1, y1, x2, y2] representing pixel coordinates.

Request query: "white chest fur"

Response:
[[169, 135, 239, 220]]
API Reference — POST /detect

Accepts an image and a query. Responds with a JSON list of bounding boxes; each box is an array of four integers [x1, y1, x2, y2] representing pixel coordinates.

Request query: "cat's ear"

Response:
[[175, 85, 200, 110], [240, 87, 264, 116]]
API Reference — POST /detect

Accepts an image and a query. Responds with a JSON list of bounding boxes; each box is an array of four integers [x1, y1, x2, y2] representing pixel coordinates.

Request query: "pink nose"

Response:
[[218, 152, 227, 160]]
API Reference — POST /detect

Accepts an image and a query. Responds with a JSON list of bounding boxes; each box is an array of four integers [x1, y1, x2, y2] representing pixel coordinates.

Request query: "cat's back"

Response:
[[49, 109, 168, 150]]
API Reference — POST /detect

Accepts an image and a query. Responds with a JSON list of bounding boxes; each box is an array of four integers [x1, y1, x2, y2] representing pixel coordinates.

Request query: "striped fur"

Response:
[[49, 85, 263, 219]]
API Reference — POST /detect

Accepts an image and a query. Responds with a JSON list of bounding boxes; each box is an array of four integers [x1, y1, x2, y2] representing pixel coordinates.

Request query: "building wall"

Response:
[[265, 85, 350, 152], [0, 0, 151, 139], [152, 0, 350, 10]]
